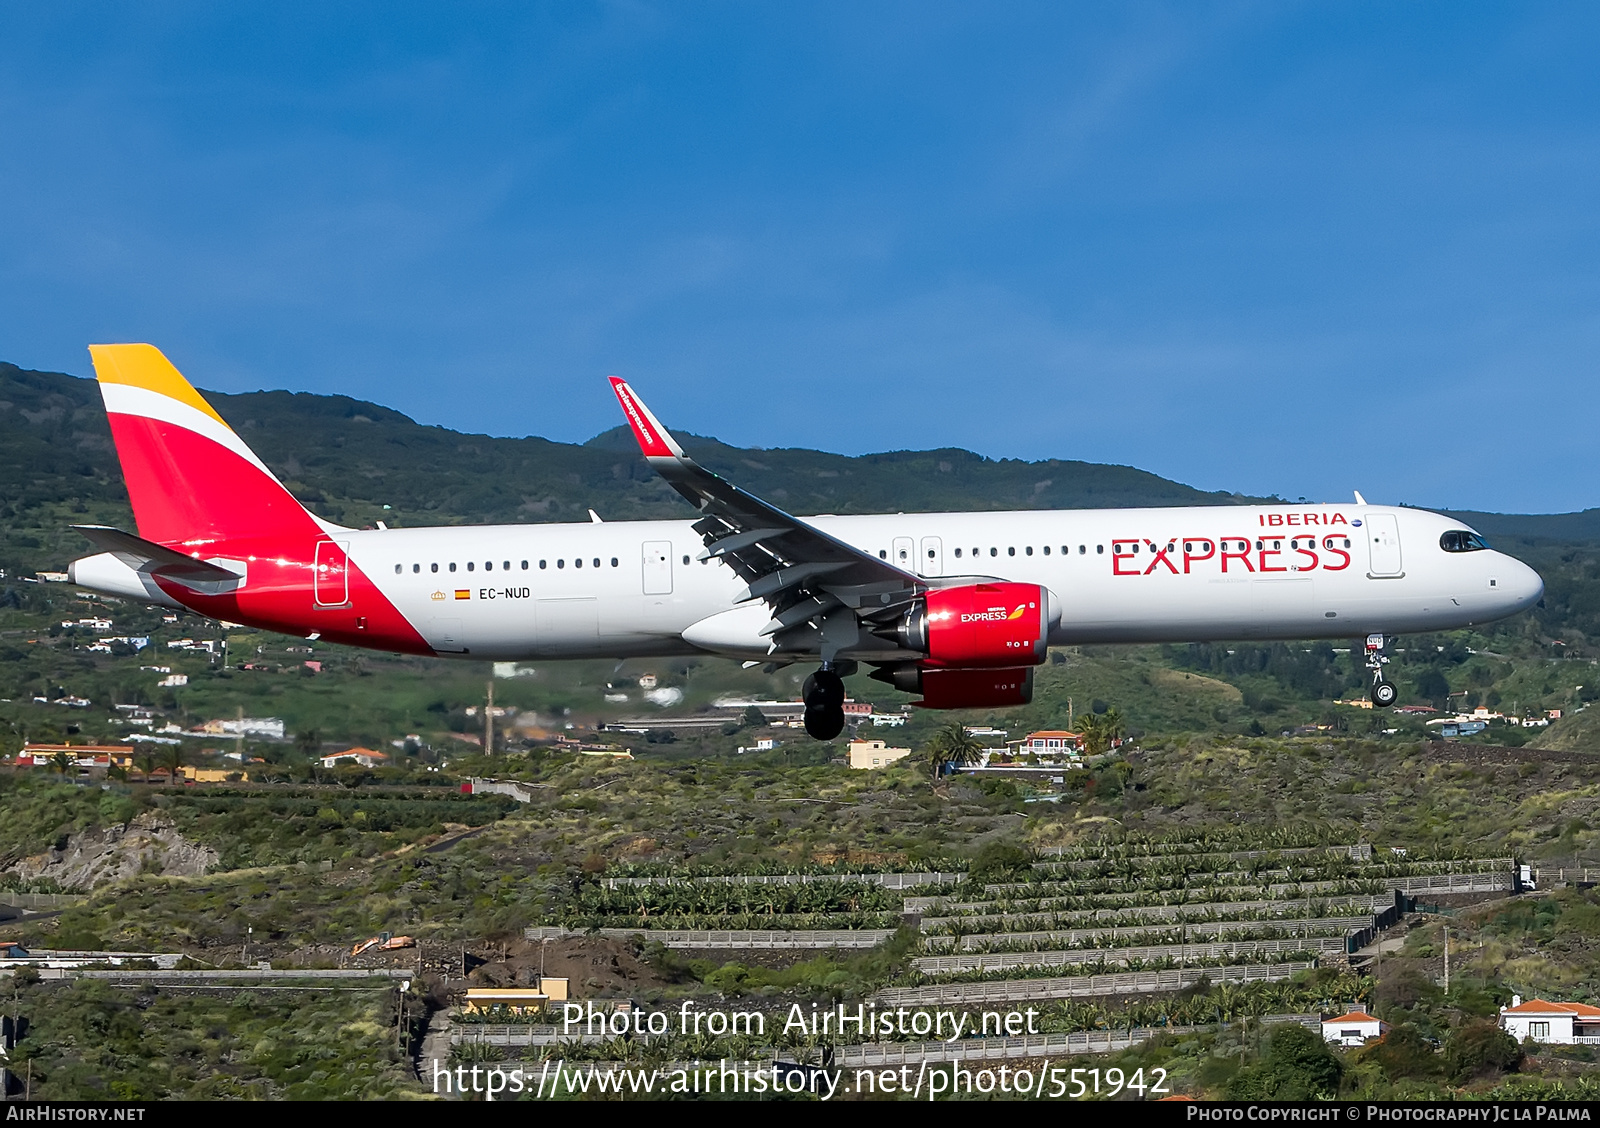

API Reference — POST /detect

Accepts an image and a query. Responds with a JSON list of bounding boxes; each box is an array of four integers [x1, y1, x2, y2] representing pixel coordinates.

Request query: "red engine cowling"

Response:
[[899, 582, 1051, 668], [916, 667, 1034, 710]]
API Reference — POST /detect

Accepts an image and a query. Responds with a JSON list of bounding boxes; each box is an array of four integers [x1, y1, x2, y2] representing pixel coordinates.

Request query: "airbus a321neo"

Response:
[[68, 345, 1544, 739]]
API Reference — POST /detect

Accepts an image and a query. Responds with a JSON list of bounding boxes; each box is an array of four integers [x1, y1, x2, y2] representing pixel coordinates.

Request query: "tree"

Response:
[[1226, 1023, 1342, 1100], [1079, 708, 1125, 754], [1443, 1020, 1522, 1083], [924, 722, 983, 780], [1358, 1022, 1440, 1081]]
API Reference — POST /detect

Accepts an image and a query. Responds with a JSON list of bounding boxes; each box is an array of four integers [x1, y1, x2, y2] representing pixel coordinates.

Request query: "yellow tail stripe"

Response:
[[88, 344, 229, 428]]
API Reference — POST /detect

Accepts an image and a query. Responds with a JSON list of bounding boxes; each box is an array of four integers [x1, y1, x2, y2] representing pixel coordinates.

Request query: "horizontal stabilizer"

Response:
[[71, 525, 242, 584]]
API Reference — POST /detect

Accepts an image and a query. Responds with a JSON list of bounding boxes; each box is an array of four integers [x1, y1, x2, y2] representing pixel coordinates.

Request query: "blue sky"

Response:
[[2, 3, 1597, 514]]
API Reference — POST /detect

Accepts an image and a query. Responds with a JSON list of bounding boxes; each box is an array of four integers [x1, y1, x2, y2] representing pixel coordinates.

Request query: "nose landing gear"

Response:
[[803, 667, 847, 740], [1366, 633, 1398, 707]]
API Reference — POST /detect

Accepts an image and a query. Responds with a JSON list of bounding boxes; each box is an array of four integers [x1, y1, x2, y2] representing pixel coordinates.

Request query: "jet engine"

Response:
[[893, 582, 1055, 668], [918, 666, 1035, 709]]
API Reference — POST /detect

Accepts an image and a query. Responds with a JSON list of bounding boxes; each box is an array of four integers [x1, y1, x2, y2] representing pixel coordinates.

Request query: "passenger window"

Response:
[[1008, 547, 1016, 556], [431, 563, 439, 573], [521, 560, 529, 570], [879, 550, 887, 559], [413, 564, 420, 573], [990, 547, 997, 557], [503, 561, 510, 571], [682, 555, 690, 565], [485, 561, 492, 571], [449, 563, 456, 572], [1042, 546, 1050, 555], [539, 560, 547, 569], [1077, 545, 1084, 554], [394, 564, 401, 574], [954, 548, 962, 558], [1025, 546, 1033, 556], [575, 558, 583, 568], [611, 557, 619, 567], [1096, 545, 1103, 554], [557, 560, 565, 569], [467, 562, 475, 572], [594, 558, 601, 568]]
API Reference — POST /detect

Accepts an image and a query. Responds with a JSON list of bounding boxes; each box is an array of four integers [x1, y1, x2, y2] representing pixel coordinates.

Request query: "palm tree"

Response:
[[1080, 708, 1126, 755], [925, 722, 984, 780]]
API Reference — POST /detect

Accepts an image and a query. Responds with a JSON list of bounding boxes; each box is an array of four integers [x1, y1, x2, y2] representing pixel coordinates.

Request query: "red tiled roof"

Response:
[[1504, 999, 1600, 1017], [1324, 1010, 1381, 1025]]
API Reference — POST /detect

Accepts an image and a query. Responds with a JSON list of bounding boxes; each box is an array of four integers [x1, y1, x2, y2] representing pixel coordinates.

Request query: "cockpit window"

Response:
[[1440, 530, 1490, 553]]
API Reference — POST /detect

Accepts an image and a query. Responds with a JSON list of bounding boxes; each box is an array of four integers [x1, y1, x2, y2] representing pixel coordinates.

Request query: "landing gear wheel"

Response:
[[803, 669, 845, 710], [1371, 680, 1398, 708], [804, 706, 845, 741]]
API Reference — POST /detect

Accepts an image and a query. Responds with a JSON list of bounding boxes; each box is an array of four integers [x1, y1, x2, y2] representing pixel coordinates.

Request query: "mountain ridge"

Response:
[[0, 361, 1591, 549]]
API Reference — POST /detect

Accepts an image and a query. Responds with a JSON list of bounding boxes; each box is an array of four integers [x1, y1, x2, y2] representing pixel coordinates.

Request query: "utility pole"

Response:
[[236, 705, 245, 763], [485, 680, 494, 755], [1443, 925, 1450, 995]]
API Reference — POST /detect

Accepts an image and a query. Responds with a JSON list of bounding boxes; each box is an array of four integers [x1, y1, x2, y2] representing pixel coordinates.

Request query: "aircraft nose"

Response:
[[1503, 557, 1544, 613]]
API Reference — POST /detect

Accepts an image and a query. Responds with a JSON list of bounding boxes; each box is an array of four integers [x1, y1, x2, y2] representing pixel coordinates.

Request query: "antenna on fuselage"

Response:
[[1353, 491, 1367, 505]]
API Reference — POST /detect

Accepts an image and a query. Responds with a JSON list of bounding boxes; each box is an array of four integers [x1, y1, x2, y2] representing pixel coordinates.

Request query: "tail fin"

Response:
[[89, 344, 325, 546]]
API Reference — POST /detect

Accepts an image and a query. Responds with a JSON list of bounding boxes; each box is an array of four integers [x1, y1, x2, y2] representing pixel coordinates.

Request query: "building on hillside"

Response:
[[848, 739, 913, 770], [1321, 1010, 1385, 1046], [319, 748, 390, 769], [197, 717, 285, 739], [462, 978, 570, 1015], [1500, 997, 1600, 1044], [1012, 730, 1084, 757], [9, 744, 136, 770]]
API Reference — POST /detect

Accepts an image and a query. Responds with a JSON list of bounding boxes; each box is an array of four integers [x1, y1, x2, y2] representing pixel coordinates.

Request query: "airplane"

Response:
[[67, 344, 1545, 740]]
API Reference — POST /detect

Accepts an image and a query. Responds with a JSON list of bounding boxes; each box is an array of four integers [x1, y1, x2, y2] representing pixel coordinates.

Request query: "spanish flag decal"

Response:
[[455, 590, 471, 600]]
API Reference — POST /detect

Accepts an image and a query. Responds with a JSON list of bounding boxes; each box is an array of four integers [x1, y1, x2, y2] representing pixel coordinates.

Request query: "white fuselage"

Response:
[[340, 503, 1542, 661]]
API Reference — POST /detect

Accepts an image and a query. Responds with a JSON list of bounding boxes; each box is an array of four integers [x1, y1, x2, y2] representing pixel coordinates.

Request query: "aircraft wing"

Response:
[[608, 377, 922, 660]]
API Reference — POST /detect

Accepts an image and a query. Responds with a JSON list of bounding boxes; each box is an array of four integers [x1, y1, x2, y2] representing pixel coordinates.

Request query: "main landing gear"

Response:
[[1366, 633, 1398, 708], [803, 667, 846, 740]]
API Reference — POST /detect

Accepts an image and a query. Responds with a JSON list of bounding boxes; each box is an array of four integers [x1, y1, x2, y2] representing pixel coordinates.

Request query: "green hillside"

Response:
[[0, 360, 1254, 573]]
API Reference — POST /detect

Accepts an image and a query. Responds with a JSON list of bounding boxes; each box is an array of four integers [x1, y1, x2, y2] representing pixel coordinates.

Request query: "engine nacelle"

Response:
[[898, 582, 1054, 668], [916, 667, 1034, 710]]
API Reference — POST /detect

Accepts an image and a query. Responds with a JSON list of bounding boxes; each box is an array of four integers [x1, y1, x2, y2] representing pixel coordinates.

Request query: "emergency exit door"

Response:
[[642, 541, 673, 595], [314, 540, 349, 606], [1365, 514, 1403, 577]]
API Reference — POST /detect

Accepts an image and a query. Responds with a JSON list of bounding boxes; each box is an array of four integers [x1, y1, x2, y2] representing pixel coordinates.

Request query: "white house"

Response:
[[1321, 1010, 1385, 1047], [320, 747, 390, 769], [1500, 997, 1600, 1044]]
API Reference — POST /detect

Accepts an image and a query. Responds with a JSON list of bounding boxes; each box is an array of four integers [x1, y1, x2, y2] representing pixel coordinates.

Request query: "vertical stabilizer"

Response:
[[89, 344, 325, 546]]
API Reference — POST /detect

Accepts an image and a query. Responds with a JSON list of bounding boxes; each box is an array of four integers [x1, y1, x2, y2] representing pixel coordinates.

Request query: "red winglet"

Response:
[[608, 376, 684, 459]]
